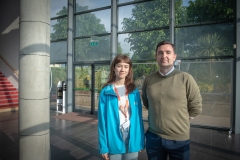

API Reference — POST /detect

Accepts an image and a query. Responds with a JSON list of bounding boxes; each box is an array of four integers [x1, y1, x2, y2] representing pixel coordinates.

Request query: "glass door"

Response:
[[74, 65, 92, 112], [94, 65, 110, 112], [74, 64, 110, 114]]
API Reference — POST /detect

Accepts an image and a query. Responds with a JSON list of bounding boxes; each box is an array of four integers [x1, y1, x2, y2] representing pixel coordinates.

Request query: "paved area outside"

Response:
[[1, 110, 240, 160]]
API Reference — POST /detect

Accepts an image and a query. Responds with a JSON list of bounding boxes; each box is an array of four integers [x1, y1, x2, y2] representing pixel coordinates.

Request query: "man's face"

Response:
[[155, 44, 177, 69]]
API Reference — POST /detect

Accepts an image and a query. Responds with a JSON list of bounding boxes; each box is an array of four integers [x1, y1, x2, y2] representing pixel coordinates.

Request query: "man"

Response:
[[142, 41, 202, 160]]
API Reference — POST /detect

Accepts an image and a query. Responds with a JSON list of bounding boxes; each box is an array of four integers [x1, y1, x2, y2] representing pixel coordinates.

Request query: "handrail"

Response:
[[0, 55, 19, 76]]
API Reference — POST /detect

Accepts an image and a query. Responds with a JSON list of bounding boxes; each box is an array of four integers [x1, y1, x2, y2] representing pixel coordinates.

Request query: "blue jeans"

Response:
[[145, 130, 190, 160], [109, 127, 138, 160]]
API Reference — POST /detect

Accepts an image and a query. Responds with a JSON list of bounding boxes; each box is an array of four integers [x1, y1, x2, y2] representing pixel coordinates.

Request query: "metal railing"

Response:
[[0, 55, 18, 76]]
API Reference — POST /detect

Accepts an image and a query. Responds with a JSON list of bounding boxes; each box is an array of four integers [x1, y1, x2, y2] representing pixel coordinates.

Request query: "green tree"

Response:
[[121, 0, 234, 93], [121, 0, 171, 60], [194, 33, 228, 57], [51, 6, 68, 41], [187, 33, 231, 93], [176, 0, 234, 58], [187, 0, 234, 23], [121, 0, 173, 83], [51, 5, 124, 61]]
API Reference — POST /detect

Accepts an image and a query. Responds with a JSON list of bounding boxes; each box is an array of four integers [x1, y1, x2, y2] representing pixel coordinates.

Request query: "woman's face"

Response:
[[114, 62, 130, 81]]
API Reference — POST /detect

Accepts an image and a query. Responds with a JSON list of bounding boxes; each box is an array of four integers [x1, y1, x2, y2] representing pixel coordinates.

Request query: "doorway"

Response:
[[74, 64, 110, 114]]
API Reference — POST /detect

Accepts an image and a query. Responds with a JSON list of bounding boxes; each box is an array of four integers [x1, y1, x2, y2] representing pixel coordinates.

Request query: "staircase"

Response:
[[0, 71, 18, 111]]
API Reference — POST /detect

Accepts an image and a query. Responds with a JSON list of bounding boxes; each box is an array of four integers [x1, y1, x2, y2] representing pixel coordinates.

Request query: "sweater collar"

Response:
[[159, 67, 175, 76]]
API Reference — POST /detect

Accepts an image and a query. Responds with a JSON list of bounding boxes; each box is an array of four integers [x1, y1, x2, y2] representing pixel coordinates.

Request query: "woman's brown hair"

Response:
[[102, 54, 136, 93]]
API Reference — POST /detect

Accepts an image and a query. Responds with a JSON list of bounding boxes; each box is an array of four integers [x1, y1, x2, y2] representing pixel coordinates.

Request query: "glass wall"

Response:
[[50, 64, 67, 110], [117, 0, 235, 128], [177, 60, 233, 128], [118, 0, 170, 61], [74, 65, 110, 112], [74, 65, 92, 111], [74, 1, 111, 62], [174, 0, 234, 128], [50, 0, 68, 110], [49, 0, 235, 129], [94, 65, 110, 111], [75, 35, 111, 62], [73, 0, 111, 113]]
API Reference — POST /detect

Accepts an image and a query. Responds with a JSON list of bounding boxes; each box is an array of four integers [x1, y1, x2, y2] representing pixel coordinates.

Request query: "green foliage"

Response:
[[194, 33, 229, 57], [51, 4, 123, 61], [121, 0, 172, 60], [176, 0, 234, 58], [184, 60, 232, 94], [133, 63, 158, 88], [197, 82, 213, 93], [50, 6, 68, 41], [187, 0, 234, 23], [175, 0, 188, 25], [75, 67, 90, 89]]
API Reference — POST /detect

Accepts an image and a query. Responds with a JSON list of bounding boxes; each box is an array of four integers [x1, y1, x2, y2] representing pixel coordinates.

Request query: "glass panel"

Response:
[[75, 36, 111, 62], [51, 18, 67, 41], [75, 66, 92, 111], [118, 0, 135, 4], [175, 0, 234, 25], [133, 62, 158, 120], [76, 0, 111, 12], [50, 0, 68, 17], [119, 0, 169, 32], [175, 23, 234, 58], [176, 59, 232, 128], [94, 65, 110, 111], [50, 41, 67, 63], [118, 30, 169, 60], [75, 9, 111, 37], [50, 64, 67, 110]]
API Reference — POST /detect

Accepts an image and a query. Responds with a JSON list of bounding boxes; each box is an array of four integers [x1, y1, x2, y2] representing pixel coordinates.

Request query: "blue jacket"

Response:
[[98, 85, 145, 154]]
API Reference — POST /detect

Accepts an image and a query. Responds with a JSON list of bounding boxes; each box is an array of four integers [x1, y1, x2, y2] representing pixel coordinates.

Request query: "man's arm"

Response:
[[186, 75, 202, 117], [141, 78, 149, 109]]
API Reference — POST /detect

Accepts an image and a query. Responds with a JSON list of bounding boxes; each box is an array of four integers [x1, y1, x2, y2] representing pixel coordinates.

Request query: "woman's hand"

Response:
[[102, 153, 109, 160]]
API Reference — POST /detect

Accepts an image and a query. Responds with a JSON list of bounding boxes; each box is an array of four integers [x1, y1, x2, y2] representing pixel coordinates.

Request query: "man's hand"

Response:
[[102, 153, 109, 160]]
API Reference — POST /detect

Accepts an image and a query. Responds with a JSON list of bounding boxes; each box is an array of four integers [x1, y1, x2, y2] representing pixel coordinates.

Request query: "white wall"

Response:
[[0, 0, 20, 88]]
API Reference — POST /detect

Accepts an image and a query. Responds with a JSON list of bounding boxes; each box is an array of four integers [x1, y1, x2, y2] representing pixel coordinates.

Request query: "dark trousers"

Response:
[[145, 130, 190, 160]]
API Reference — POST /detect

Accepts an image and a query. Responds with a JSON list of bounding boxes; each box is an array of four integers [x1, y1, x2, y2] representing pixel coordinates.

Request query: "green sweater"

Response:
[[142, 69, 202, 140]]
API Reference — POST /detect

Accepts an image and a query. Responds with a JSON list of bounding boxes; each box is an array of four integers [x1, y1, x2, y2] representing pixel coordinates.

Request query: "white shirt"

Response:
[[159, 66, 175, 76], [114, 85, 131, 128]]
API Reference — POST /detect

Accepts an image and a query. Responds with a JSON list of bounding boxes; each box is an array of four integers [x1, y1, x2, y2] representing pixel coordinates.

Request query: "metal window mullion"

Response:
[[170, 0, 174, 44], [66, 0, 74, 113], [111, 0, 118, 62]]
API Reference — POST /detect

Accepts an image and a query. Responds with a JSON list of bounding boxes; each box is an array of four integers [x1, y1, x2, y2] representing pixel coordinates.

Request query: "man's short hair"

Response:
[[155, 41, 175, 55]]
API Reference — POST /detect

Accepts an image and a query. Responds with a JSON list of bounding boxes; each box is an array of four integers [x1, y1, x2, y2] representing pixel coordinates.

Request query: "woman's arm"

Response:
[[98, 90, 109, 154]]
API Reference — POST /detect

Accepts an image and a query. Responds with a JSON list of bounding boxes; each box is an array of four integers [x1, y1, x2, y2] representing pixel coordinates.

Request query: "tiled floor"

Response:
[[0, 110, 240, 160]]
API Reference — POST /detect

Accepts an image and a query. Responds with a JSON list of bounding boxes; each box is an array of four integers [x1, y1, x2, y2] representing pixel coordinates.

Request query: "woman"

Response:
[[98, 54, 145, 160]]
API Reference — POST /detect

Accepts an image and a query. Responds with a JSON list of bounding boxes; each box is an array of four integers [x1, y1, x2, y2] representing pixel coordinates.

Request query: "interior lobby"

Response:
[[0, 0, 240, 159]]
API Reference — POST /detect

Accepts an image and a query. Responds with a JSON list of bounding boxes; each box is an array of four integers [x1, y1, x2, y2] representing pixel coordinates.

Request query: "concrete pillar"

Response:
[[19, 0, 50, 159], [235, 0, 240, 134]]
